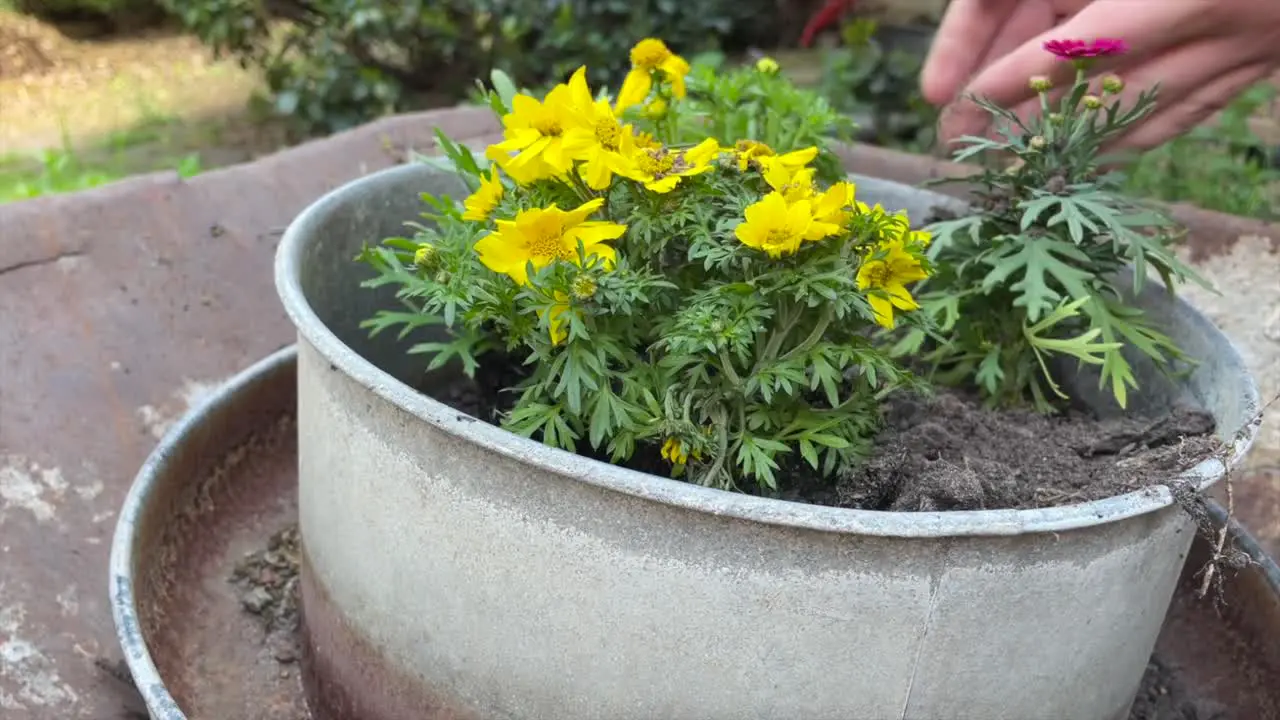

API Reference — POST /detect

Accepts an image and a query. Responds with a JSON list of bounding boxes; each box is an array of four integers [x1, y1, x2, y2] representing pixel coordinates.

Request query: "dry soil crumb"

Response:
[[230, 524, 1224, 718], [1129, 659, 1228, 719], [230, 524, 302, 665]]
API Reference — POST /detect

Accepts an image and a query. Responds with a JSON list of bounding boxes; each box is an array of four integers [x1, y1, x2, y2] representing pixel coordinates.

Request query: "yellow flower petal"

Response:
[[867, 293, 896, 329], [616, 69, 652, 112]]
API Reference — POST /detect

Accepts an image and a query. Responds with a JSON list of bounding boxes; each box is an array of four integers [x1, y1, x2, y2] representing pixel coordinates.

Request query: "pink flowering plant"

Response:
[[893, 38, 1213, 411]]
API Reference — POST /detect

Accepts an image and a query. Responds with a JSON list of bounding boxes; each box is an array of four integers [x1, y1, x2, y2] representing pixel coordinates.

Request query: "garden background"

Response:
[[2, 0, 1277, 217]]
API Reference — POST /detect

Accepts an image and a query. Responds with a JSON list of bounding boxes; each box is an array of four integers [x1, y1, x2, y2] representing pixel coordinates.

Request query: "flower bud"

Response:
[[643, 99, 668, 120], [1028, 135, 1046, 151], [755, 56, 780, 74], [1101, 74, 1124, 94], [1082, 94, 1103, 110], [571, 275, 597, 300], [1028, 75, 1052, 92], [414, 243, 438, 269], [1048, 112, 1064, 124]]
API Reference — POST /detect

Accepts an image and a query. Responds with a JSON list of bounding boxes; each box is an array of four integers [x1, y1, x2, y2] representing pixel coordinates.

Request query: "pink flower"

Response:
[[1043, 38, 1128, 60]]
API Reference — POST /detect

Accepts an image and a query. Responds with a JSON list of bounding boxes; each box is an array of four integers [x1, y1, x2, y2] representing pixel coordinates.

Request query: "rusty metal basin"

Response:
[[108, 345, 1280, 720]]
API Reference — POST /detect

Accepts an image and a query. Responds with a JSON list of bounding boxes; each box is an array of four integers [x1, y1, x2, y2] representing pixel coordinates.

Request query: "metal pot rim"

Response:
[[273, 162, 1262, 539]]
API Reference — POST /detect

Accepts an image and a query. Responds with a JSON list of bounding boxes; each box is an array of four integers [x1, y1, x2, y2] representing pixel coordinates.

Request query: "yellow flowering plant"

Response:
[[357, 40, 933, 492]]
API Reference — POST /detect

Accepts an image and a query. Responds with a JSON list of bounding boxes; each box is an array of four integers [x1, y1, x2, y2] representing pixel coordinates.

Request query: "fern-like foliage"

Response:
[[891, 66, 1214, 411]]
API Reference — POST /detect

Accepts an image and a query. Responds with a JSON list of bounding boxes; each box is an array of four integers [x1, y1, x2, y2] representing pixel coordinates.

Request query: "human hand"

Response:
[[920, 0, 1280, 152]]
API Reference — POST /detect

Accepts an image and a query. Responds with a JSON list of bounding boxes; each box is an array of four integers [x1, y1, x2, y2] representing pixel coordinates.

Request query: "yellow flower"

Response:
[[760, 157, 853, 234], [616, 38, 691, 111], [661, 437, 697, 465], [486, 150, 559, 186], [812, 180, 856, 229], [560, 67, 645, 190], [755, 56, 780, 74], [761, 157, 817, 203], [633, 131, 662, 151], [462, 169, 504, 221], [474, 198, 626, 285], [735, 191, 834, 258], [855, 242, 929, 329], [486, 81, 578, 178], [733, 140, 817, 173], [539, 293, 573, 345], [632, 138, 721, 193]]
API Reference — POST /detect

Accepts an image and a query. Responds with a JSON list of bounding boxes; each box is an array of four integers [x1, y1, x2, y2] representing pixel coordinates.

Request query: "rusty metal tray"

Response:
[[108, 346, 1280, 720]]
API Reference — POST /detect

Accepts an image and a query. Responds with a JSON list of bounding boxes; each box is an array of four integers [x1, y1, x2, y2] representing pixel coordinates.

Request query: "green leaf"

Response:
[[975, 346, 1004, 395], [980, 236, 1095, 322], [490, 69, 519, 115]]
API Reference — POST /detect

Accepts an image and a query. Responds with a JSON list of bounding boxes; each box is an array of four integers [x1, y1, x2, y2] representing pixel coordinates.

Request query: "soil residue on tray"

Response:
[[823, 387, 1220, 512], [230, 525, 1222, 720], [1129, 659, 1227, 719], [230, 524, 303, 666]]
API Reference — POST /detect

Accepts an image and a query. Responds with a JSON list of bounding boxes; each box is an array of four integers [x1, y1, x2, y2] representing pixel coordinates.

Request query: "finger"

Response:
[[980, 0, 1059, 74], [920, 0, 1024, 106], [966, 1, 1205, 112], [938, 2, 1204, 146], [1109, 62, 1271, 152], [1007, 38, 1254, 137]]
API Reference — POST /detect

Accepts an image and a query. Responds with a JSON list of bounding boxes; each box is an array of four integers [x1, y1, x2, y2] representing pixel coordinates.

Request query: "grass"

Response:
[[1123, 83, 1279, 220], [0, 7, 283, 204], [0, 110, 209, 203]]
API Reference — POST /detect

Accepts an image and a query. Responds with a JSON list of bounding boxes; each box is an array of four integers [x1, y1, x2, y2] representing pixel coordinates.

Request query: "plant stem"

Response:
[[759, 301, 803, 363], [719, 348, 742, 386], [781, 306, 833, 361]]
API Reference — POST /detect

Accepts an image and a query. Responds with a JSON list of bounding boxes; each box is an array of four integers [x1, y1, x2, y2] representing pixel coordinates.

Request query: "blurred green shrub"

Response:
[[13, 0, 168, 33], [164, 0, 785, 134]]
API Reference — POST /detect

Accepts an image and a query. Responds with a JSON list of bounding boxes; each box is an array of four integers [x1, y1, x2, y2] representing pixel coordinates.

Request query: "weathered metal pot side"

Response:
[[274, 162, 1260, 720]]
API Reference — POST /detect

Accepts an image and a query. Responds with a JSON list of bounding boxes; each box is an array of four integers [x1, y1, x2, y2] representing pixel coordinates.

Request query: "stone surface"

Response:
[[0, 107, 1275, 717]]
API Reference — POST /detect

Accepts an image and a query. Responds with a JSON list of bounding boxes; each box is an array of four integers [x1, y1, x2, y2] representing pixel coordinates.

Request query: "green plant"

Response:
[[13, 0, 168, 31], [0, 145, 202, 204], [357, 41, 933, 493], [817, 18, 938, 152], [681, 54, 856, 183], [168, 0, 784, 135], [1125, 82, 1278, 219], [893, 38, 1212, 412]]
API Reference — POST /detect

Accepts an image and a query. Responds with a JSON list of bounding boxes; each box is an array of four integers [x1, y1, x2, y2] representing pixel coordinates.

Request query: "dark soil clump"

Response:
[[828, 387, 1219, 512], [1129, 659, 1227, 719], [230, 524, 302, 665], [432, 354, 1219, 512]]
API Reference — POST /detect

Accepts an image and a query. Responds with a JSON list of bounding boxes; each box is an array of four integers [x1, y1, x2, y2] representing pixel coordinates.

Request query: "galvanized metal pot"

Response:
[[274, 162, 1260, 720]]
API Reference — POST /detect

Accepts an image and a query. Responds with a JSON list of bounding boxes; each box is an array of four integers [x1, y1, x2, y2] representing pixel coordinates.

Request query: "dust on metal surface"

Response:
[[0, 107, 1274, 717], [0, 106, 499, 719]]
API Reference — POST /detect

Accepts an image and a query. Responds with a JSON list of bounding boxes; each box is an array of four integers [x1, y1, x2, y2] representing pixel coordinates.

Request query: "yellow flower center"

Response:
[[861, 261, 889, 286], [534, 117, 564, 137], [594, 118, 622, 151], [526, 219, 571, 259], [631, 39, 672, 70], [736, 140, 773, 157], [765, 229, 795, 247], [639, 149, 676, 177]]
